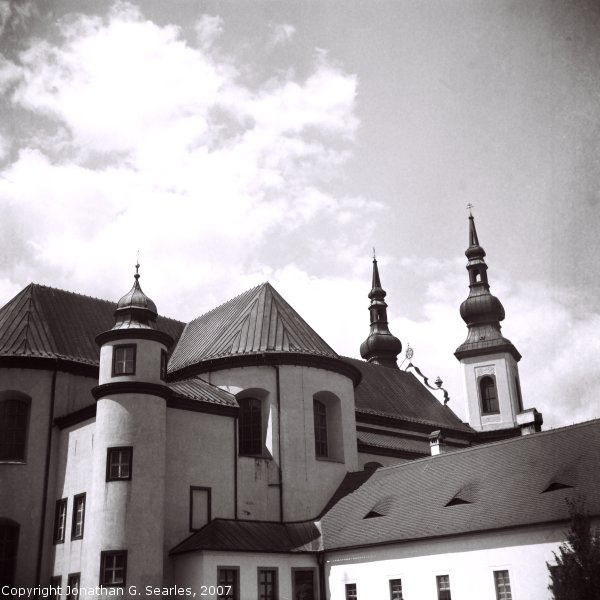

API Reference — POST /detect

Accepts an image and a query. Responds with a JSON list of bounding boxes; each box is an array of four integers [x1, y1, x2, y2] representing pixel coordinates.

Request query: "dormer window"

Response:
[[479, 376, 499, 414], [112, 345, 136, 376]]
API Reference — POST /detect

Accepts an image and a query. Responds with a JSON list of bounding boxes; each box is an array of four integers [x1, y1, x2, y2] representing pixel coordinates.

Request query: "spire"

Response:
[[360, 255, 402, 368], [455, 212, 520, 361], [112, 262, 159, 331]]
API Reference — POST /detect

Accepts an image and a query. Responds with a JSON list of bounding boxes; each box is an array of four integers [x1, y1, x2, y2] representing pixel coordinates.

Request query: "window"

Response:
[[238, 397, 262, 455], [0, 397, 29, 461], [71, 493, 86, 540], [494, 570, 512, 600], [53, 498, 67, 543], [106, 447, 133, 481], [112, 344, 136, 376], [100, 550, 127, 587], [258, 568, 278, 600], [66, 573, 80, 600], [436, 575, 451, 600], [292, 569, 315, 600], [0, 520, 19, 586], [480, 376, 499, 413], [160, 349, 168, 381], [217, 567, 239, 600], [345, 583, 357, 599], [190, 486, 211, 531], [313, 399, 328, 458], [389, 579, 403, 600], [49, 577, 61, 600]]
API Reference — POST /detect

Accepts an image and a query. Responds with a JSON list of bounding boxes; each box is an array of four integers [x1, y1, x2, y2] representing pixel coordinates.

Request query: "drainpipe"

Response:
[[318, 551, 327, 600], [35, 360, 58, 584], [234, 415, 238, 519], [274, 365, 283, 522]]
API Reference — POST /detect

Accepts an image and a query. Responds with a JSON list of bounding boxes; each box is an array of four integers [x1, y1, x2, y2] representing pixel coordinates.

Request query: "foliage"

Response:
[[548, 499, 600, 600]]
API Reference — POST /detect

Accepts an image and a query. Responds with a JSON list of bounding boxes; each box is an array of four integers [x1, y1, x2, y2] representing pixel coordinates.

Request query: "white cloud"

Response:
[[269, 23, 296, 47], [195, 14, 224, 49]]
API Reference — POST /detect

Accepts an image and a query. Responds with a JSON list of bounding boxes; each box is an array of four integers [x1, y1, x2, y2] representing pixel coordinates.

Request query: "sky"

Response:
[[0, 0, 599, 429]]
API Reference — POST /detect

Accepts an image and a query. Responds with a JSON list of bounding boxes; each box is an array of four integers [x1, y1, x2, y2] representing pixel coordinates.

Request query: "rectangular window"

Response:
[[71, 493, 86, 540], [160, 349, 168, 381], [49, 577, 61, 600], [189, 486, 211, 531], [258, 568, 278, 600], [494, 570, 512, 600], [100, 550, 127, 587], [389, 578, 403, 600], [313, 399, 328, 457], [106, 446, 133, 481], [53, 498, 67, 544], [112, 344, 136, 376], [66, 573, 80, 600], [345, 583, 357, 600], [436, 575, 451, 600], [292, 569, 315, 600], [217, 567, 239, 600]]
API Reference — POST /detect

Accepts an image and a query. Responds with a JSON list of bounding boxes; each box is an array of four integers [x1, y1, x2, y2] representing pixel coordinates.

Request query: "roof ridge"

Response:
[[375, 418, 600, 474]]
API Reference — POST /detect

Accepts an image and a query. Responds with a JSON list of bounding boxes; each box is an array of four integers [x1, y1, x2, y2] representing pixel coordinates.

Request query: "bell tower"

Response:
[[454, 212, 542, 434]]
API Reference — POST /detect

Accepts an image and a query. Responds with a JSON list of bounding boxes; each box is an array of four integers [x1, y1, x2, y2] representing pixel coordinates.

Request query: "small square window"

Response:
[[112, 345, 136, 376], [66, 573, 80, 600], [71, 493, 86, 540], [106, 447, 133, 481], [217, 567, 239, 600], [100, 550, 127, 587], [494, 570, 512, 600], [436, 575, 451, 600], [345, 583, 357, 600], [53, 498, 67, 544]]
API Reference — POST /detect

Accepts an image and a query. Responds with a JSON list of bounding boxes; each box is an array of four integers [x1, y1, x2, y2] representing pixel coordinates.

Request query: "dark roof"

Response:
[[357, 430, 432, 456], [0, 284, 184, 366], [318, 470, 376, 517], [169, 282, 338, 372], [344, 357, 472, 433], [168, 377, 238, 408], [170, 519, 321, 555], [321, 419, 600, 550]]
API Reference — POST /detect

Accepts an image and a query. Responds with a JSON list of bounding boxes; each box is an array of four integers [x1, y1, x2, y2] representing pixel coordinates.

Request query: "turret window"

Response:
[[313, 399, 328, 458], [112, 344, 136, 376], [480, 376, 499, 414], [106, 447, 133, 481], [0, 395, 30, 461], [100, 550, 127, 587], [238, 398, 262, 455]]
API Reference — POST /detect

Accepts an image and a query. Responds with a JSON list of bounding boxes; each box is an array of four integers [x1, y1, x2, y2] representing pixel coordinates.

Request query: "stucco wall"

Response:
[[326, 522, 577, 600]]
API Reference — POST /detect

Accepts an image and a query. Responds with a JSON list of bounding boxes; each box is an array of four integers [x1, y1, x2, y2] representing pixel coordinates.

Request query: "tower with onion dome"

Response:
[[360, 254, 402, 368], [84, 263, 173, 591], [455, 212, 542, 434]]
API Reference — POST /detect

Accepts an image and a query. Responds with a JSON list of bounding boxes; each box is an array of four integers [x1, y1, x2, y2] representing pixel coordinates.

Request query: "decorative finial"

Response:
[[372, 247, 376, 260], [405, 344, 413, 360], [466, 203, 474, 216], [135, 250, 140, 280]]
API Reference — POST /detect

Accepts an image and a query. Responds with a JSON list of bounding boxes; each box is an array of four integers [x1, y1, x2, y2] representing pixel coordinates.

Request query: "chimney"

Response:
[[429, 430, 445, 455], [517, 408, 543, 435]]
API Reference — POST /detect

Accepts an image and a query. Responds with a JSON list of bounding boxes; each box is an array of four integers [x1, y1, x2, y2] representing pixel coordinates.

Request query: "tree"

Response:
[[548, 499, 600, 600]]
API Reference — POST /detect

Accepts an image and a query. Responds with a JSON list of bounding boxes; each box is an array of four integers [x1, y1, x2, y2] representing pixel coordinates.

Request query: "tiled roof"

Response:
[[168, 377, 238, 407], [0, 284, 184, 366], [170, 519, 321, 555], [321, 419, 600, 550], [357, 430, 432, 456], [343, 357, 472, 433], [169, 282, 337, 372]]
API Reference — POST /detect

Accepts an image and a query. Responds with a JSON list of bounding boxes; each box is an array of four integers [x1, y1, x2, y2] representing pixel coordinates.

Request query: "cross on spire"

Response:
[[466, 203, 474, 216]]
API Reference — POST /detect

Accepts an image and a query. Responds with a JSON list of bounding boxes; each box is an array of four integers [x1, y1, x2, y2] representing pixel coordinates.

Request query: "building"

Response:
[[1, 215, 593, 600]]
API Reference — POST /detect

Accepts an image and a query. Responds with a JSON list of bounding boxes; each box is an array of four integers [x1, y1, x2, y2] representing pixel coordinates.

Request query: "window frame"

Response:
[[189, 486, 212, 532], [100, 550, 128, 587], [291, 568, 316, 600], [493, 569, 512, 600], [106, 446, 133, 482], [71, 493, 86, 540], [66, 573, 80, 600], [53, 498, 68, 544], [257, 567, 278, 600], [112, 344, 137, 377], [0, 395, 30, 462], [389, 578, 403, 600], [217, 566, 240, 600], [238, 397, 263, 456], [313, 398, 328, 458], [345, 582, 358, 600], [479, 375, 500, 414], [436, 574, 452, 600]]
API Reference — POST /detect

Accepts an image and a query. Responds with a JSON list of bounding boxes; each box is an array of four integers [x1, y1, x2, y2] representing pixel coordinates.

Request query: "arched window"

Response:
[[480, 376, 499, 414], [238, 398, 262, 455], [0, 396, 30, 461], [0, 519, 19, 586], [313, 399, 328, 458]]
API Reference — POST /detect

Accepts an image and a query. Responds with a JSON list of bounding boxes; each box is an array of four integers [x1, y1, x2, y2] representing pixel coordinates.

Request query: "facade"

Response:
[[1, 215, 593, 600]]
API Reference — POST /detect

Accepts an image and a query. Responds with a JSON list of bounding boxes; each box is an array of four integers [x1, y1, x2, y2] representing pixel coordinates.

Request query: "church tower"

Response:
[[455, 213, 541, 434], [360, 255, 402, 368], [84, 264, 173, 590]]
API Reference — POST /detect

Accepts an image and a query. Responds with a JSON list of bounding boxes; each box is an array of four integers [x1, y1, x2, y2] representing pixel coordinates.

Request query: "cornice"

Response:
[[95, 328, 174, 348]]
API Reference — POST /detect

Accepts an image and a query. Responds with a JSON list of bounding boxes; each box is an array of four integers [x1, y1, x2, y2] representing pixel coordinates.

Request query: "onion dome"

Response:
[[112, 263, 159, 330], [360, 255, 402, 368], [455, 214, 520, 361]]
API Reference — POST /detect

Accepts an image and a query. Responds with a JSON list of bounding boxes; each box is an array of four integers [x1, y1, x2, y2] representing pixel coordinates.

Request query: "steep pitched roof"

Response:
[[0, 284, 184, 367], [168, 376, 238, 408], [169, 282, 337, 372], [321, 419, 600, 550], [343, 357, 472, 433]]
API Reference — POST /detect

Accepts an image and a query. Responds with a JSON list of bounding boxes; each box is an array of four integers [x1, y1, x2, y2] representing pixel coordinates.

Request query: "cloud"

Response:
[[0, 0, 38, 39], [269, 23, 296, 47]]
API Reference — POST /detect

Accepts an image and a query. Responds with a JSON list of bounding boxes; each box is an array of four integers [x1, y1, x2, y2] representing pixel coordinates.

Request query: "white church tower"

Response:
[[455, 212, 542, 435]]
